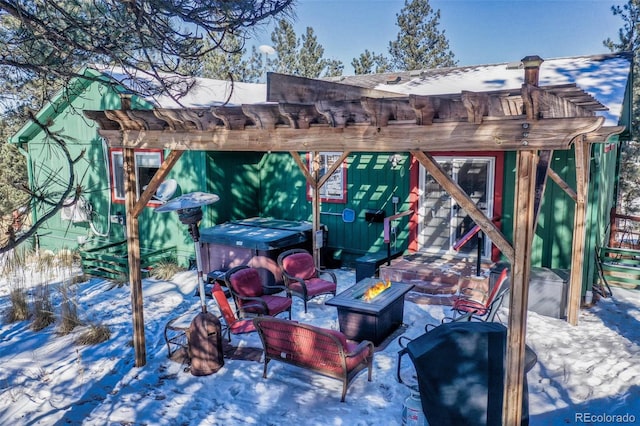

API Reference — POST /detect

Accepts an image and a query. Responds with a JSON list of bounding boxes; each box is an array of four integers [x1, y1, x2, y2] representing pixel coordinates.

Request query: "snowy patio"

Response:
[[1, 264, 638, 425]]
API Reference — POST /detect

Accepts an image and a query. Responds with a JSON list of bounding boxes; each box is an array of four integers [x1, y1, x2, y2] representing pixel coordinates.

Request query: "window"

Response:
[[110, 149, 163, 205], [307, 152, 347, 203]]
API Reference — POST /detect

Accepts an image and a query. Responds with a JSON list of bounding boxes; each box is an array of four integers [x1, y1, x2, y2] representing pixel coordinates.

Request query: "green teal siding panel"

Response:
[[259, 152, 411, 262], [204, 151, 261, 223], [19, 77, 209, 264], [22, 80, 124, 250], [502, 150, 577, 269], [502, 142, 619, 292], [260, 152, 310, 221]]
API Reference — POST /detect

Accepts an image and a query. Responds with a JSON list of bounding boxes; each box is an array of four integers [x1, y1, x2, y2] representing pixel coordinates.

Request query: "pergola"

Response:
[[86, 57, 624, 424]]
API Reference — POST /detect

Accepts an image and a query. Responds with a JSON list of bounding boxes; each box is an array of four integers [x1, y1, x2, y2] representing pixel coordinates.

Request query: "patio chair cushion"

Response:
[[229, 319, 256, 335], [231, 267, 264, 297], [261, 295, 293, 316], [288, 277, 336, 296], [281, 252, 316, 280]]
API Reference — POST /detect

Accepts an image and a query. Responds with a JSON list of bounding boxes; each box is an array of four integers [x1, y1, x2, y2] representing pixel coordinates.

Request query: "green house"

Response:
[[10, 53, 634, 293], [9, 67, 269, 276]]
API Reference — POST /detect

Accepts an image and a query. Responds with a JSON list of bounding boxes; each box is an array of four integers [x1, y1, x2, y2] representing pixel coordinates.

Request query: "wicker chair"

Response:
[[277, 248, 337, 313], [224, 265, 292, 320]]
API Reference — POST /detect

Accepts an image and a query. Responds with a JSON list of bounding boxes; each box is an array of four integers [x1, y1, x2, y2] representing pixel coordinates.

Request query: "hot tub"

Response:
[[199, 218, 312, 289]]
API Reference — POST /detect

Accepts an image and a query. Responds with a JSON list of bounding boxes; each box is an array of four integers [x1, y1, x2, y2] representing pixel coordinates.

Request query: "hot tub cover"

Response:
[[199, 220, 308, 251]]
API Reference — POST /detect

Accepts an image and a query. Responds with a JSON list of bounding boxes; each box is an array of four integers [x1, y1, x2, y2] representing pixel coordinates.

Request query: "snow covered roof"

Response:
[[96, 65, 267, 108], [330, 53, 632, 126]]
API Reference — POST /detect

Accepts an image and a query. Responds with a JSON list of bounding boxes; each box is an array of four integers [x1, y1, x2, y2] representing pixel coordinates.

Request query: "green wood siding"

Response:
[[204, 151, 261, 223], [16, 77, 213, 265], [501, 141, 620, 293], [259, 152, 412, 264]]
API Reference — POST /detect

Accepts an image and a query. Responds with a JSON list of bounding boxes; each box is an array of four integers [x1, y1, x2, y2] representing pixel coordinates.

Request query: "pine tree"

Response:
[[299, 28, 327, 78], [271, 20, 301, 75], [200, 34, 262, 83], [388, 0, 457, 71], [604, 0, 640, 216], [0, 0, 294, 251], [351, 50, 393, 75], [270, 19, 344, 78], [323, 59, 345, 78]]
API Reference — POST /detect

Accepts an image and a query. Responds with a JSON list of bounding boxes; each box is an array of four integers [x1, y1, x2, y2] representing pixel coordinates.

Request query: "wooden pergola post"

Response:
[[504, 149, 538, 424], [124, 147, 146, 367], [567, 138, 591, 325], [124, 150, 183, 368], [311, 151, 321, 266]]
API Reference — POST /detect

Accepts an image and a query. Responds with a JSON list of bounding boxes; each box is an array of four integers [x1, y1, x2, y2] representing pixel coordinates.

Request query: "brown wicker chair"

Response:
[[225, 265, 292, 320], [253, 316, 374, 402], [277, 248, 337, 313]]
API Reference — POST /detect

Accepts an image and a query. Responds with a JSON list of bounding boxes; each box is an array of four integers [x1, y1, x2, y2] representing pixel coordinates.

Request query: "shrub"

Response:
[[75, 323, 111, 345]]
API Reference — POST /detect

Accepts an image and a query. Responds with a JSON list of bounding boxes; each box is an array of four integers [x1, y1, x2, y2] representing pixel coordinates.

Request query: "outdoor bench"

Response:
[[355, 250, 403, 282], [252, 316, 374, 402]]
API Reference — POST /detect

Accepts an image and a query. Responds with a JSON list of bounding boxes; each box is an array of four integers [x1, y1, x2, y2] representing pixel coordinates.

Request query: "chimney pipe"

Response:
[[521, 55, 544, 86]]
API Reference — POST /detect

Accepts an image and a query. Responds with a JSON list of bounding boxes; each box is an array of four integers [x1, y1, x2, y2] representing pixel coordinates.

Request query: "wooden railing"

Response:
[[609, 210, 640, 249], [600, 210, 640, 289]]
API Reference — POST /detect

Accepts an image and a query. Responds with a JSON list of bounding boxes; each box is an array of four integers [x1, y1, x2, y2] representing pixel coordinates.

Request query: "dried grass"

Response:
[[150, 257, 185, 281], [56, 249, 79, 269], [75, 323, 111, 345], [31, 284, 55, 331], [34, 250, 56, 273], [108, 273, 129, 289], [57, 282, 82, 335], [6, 286, 29, 322], [1, 246, 29, 278]]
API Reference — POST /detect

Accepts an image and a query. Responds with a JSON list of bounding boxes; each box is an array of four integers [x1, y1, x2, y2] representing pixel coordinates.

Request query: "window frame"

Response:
[[306, 152, 348, 203], [109, 148, 164, 207]]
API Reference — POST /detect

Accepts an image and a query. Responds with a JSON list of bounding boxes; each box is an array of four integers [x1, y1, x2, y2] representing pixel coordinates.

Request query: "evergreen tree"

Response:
[[323, 59, 345, 78], [299, 28, 327, 78], [271, 20, 301, 75], [270, 19, 344, 78], [0, 123, 28, 217], [351, 50, 393, 75], [388, 0, 457, 71], [200, 34, 262, 83], [604, 0, 640, 215]]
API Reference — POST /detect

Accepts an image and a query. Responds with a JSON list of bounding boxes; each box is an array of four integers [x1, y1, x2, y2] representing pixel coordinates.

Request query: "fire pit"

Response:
[[325, 279, 414, 345]]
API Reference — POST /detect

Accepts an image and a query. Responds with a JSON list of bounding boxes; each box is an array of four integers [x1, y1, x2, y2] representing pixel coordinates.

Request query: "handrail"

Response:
[[383, 210, 414, 244], [453, 216, 501, 251], [453, 224, 481, 251]]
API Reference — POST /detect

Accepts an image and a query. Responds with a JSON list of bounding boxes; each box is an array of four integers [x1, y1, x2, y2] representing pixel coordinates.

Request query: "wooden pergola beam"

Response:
[[97, 116, 604, 152]]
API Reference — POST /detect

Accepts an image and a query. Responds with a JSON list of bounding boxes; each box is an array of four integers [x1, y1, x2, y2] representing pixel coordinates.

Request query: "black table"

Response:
[[325, 279, 414, 345]]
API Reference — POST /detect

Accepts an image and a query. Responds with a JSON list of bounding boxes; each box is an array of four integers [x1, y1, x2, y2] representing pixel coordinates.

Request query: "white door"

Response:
[[418, 157, 495, 258]]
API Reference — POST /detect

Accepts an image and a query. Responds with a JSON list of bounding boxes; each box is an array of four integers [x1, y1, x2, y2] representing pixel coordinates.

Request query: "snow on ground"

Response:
[[1, 260, 639, 425]]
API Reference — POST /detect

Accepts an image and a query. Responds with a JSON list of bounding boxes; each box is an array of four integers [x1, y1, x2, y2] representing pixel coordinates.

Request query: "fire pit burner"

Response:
[[325, 279, 414, 345]]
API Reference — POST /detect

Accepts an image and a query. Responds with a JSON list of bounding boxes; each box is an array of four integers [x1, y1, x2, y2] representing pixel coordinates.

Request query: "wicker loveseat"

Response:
[[253, 316, 374, 402]]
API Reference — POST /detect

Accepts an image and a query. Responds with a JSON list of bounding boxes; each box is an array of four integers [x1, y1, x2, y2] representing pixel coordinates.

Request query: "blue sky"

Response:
[[251, 0, 627, 74]]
